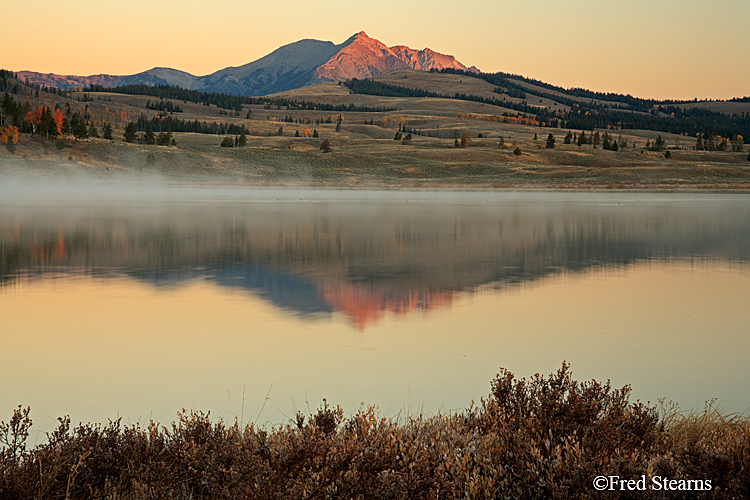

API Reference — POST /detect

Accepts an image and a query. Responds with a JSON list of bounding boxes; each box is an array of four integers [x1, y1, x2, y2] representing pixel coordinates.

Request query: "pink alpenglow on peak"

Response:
[[313, 31, 474, 82]]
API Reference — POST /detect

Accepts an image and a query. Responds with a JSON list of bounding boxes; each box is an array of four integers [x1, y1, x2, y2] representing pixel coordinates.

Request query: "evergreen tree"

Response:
[[295, 130, 300, 137], [220, 136, 234, 147], [533, 133, 537, 140], [144, 124, 156, 144], [238, 129, 247, 147], [545, 133, 555, 149], [394, 131, 402, 140], [40, 107, 53, 139], [312, 129, 318, 138], [72, 113, 88, 140], [157, 130, 173, 146], [563, 131, 572, 144], [124, 122, 137, 143], [70, 113, 82, 138], [88, 124, 99, 138], [277, 126, 283, 136], [577, 131, 587, 146], [102, 123, 113, 140]]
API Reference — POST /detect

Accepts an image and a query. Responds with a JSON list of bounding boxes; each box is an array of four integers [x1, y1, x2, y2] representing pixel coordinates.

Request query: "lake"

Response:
[[1, 186, 749, 440]]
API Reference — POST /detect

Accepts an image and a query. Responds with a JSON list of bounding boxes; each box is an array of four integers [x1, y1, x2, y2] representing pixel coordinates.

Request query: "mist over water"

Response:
[[2, 176, 749, 434]]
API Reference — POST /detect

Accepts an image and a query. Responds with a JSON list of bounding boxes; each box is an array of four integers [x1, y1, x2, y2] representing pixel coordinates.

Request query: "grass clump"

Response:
[[2, 362, 748, 499]]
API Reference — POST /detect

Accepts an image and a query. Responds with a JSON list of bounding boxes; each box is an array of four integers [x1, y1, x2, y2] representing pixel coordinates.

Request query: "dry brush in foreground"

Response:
[[2, 362, 748, 499]]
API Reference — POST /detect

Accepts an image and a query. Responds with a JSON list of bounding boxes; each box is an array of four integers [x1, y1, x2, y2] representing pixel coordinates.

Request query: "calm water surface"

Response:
[[1, 189, 749, 438]]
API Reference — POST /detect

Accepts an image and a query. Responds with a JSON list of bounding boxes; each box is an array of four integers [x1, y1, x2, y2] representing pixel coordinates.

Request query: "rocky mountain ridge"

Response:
[[16, 32, 475, 96]]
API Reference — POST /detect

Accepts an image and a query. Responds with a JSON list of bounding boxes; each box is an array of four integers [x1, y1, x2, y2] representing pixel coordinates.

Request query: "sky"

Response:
[[4, 0, 748, 100]]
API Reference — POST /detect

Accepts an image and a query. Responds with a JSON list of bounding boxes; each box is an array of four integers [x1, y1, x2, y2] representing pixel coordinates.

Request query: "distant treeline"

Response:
[[85, 84, 249, 112], [344, 79, 442, 99], [146, 99, 182, 113], [134, 113, 247, 135], [0, 69, 68, 100], [437, 68, 689, 111], [343, 78, 540, 118], [85, 83, 394, 113], [266, 96, 394, 113]]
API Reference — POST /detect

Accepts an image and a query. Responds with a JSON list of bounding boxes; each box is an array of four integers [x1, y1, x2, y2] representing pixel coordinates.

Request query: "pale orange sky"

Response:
[[4, 0, 748, 100]]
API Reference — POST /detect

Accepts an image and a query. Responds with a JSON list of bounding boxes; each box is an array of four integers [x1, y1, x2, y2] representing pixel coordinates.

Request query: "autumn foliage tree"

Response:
[[1, 125, 19, 152], [24, 106, 43, 135], [1, 125, 19, 145], [51, 109, 64, 138]]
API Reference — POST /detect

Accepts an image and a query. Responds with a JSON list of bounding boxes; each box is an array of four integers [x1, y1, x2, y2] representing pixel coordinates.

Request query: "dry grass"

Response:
[[4, 132, 750, 192]]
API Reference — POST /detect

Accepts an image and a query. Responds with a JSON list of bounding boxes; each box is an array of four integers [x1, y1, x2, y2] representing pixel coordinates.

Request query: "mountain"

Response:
[[16, 32, 474, 96], [195, 38, 343, 96], [312, 31, 473, 82], [118, 67, 200, 89]]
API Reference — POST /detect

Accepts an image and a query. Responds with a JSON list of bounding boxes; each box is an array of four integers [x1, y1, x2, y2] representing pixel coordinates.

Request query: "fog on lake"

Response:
[[1, 189, 749, 436]]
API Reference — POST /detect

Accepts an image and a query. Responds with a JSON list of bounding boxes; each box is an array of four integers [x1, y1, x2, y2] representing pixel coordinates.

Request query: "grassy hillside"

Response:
[[2, 69, 749, 190]]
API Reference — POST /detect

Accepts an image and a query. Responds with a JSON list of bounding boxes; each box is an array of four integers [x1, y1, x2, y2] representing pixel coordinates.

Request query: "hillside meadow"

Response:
[[2, 70, 749, 190]]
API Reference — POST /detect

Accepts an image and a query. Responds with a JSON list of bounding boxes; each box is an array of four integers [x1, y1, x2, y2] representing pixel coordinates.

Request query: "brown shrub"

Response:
[[1, 364, 748, 499]]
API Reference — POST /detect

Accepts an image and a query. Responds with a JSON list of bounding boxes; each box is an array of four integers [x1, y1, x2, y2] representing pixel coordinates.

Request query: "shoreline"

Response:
[[2, 132, 750, 195]]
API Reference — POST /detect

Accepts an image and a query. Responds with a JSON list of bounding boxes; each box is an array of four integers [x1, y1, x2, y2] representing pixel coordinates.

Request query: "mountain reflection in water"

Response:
[[1, 192, 749, 329]]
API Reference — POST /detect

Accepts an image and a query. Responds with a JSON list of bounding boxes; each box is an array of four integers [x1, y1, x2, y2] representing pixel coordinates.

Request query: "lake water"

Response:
[[1, 187, 749, 440]]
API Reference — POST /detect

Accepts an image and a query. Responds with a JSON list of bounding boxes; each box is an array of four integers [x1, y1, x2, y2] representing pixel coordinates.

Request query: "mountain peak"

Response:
[[313, 32, 469, 83], [18, 32, 473, 96], [340, 30, 371, 47]]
